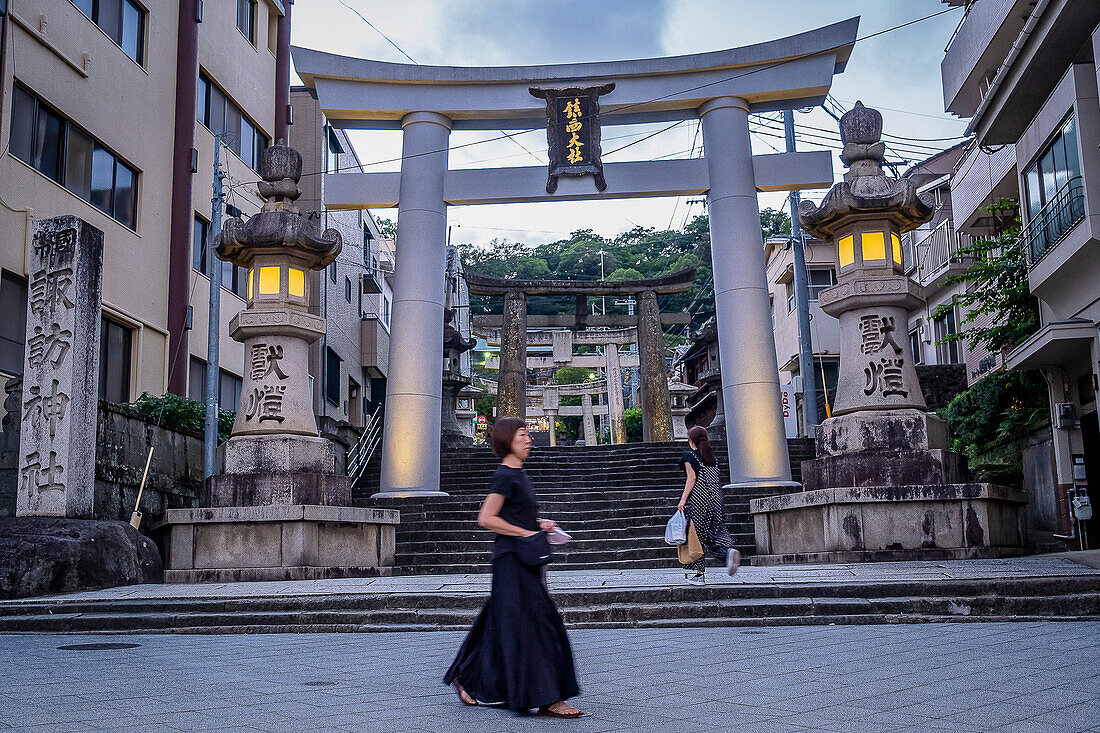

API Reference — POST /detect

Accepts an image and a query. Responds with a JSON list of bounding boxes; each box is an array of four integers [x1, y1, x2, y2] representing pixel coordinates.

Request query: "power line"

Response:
[[248, 6, 961, 188]]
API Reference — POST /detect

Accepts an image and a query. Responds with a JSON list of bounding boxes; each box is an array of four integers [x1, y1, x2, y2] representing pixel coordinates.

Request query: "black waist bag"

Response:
[[514, 532, 553, 567]]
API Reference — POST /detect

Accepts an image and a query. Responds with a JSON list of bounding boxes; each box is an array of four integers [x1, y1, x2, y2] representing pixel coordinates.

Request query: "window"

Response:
[[909, 329, 923, 366], [345, 276, 352, 303], [326, 128, 343, 174], [1024, 115, 1081, 222], [382, 293, 391, 327], [220, 259, 248, 299], [73, 0, 145, 64], [188, 356, 206, 403], [236, 0, 257, 45], [0, 273, 28, 379], [197, 73, 268, 171], [807, 268, 837, 300], [785, 281, 795, 313], [98, 317, 132, 404], [329, 261, 337, 283], [193, 217, 210, 274], [934, 308, 960, 365], [10, 83, 138, 229], [219, 370, 242, 411], [326, 348, 342, 405]]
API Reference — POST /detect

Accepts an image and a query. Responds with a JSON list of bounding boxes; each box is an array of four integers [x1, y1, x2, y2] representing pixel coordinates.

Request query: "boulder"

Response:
[[0, 517, 162, 599]]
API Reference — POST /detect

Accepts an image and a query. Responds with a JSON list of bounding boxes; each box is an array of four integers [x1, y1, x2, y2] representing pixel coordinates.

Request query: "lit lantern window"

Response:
[[258, 266, 281, 295], [838, 235, 855, 267], [891, 233, 903, 265], [861, 231, 886, 262], [288, 267, 305, 298], [247, 268, 254, 300]]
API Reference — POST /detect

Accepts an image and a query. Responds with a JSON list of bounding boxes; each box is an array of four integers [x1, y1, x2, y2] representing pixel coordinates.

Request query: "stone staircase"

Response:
[[365, 439, 815, 576], [3, 573, 1096, 634]]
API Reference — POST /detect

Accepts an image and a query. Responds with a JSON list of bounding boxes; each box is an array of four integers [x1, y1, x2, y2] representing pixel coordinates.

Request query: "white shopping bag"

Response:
[[664, 510, 687, 545]]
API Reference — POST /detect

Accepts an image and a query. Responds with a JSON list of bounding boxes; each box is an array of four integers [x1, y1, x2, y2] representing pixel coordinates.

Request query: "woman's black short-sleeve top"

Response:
[[489, 465, 539, 532], [679, 450, 702, 473]]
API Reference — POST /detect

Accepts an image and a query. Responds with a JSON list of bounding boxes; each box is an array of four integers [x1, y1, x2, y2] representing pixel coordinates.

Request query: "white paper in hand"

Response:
[[547, 527, 572, 545]]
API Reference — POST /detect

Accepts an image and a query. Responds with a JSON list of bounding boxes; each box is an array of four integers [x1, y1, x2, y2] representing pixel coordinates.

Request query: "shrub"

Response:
[[126, 392, 235, 444]]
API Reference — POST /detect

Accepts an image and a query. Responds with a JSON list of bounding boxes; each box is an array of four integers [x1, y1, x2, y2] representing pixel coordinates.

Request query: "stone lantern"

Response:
[[748, 103, 1028, 565], [156, 142, 398, 582]]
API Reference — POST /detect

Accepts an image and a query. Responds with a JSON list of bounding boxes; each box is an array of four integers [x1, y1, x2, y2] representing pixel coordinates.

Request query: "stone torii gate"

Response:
[[468, 270, 695, 443], [476, 325, 639, 444], [293, 19, 858, 495]]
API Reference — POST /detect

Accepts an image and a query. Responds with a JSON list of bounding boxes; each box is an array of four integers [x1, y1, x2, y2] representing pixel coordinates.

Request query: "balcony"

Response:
[[910, 219, 974, 289], [1024, 176, 1086, 267], [361, 315, 390, 379]]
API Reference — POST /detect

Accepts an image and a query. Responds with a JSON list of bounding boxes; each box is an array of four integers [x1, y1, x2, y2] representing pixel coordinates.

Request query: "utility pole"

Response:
[[204, 132, 227, 479], [784, 110, 819, 434]]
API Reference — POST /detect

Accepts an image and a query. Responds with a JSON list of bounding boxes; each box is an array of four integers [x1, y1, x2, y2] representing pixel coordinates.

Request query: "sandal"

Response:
[[452, 681, 477, 706], [538, 703, 587, 718]]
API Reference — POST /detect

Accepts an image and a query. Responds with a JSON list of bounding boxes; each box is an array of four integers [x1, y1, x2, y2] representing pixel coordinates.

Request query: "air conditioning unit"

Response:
[[921, 323, 933, 344]]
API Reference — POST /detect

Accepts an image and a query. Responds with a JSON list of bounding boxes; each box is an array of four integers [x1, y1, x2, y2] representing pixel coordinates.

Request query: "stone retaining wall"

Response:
[[0, 387, 202, 521]]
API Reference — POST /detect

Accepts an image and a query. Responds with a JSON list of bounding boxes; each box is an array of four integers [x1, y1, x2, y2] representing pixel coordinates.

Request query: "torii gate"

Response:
[[293, 18, 859, 496]]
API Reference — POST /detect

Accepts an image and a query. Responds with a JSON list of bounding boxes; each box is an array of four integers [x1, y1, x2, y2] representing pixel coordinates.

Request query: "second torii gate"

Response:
[[293, 18, 858, 496]]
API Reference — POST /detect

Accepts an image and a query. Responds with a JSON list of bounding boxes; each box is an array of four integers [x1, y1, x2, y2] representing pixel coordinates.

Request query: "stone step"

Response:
[[2, 577, 1095, 633]]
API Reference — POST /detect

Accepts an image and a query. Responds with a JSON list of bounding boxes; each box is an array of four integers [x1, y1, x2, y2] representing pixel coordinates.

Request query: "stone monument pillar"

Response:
[[157, 142, 398, 581], [580, 392, 597, 446], [1, 216, 161, 599], [17, 217, 103, 518], [604, 342, 626, 444], [636, 289, 673, 442], [543, 385, 559, 447], [497, 290, 527, 419], [668, 376, 696, 440], [749, 103, 1028, 564]]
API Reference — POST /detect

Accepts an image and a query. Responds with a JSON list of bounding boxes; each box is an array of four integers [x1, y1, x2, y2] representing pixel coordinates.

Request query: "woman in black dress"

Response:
[[675, 425, 740, 585], [444, 418, 584, 718]]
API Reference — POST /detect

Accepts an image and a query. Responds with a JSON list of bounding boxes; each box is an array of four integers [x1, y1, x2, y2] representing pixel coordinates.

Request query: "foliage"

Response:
[[553, 366, 594, 385], [940, 370, 1048, 485], [933, 199, 1040, 354], [126, 392, 234, 444], [473, 390, 496, 421], [759, 207, 791, 239], [376, 217, 397, 240], [623, 406, 643, 443], [459, 209, 780, 330]]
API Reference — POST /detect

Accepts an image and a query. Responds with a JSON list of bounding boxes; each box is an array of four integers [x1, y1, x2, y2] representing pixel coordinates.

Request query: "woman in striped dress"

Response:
[[675, 425, 740, 585]]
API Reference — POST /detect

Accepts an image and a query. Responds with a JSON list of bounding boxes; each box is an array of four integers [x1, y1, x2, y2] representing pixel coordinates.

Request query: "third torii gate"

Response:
[[293, 18, 859, 496]]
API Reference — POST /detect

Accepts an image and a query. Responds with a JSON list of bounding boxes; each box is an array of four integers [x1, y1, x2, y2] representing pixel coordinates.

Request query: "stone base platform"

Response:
[[750, 483, 1029, 565], [154, 505, 399, 584]]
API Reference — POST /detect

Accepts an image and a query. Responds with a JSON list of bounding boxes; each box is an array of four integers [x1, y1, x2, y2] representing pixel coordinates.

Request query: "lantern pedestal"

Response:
[[156, 141, 399, 582]]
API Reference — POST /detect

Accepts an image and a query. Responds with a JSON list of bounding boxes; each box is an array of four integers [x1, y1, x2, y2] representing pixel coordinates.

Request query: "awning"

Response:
[[1006, 320, 1096, 372]]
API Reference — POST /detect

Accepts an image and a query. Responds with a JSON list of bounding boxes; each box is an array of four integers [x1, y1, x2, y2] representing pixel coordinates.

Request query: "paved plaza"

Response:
[[2, 622, 1098, 733]]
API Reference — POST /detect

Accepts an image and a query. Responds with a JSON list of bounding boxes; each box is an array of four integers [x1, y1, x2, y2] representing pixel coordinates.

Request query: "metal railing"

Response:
[[1024, 176, 1086, 267], [346, 403, 384, 485], [913, 219, 973, 283]]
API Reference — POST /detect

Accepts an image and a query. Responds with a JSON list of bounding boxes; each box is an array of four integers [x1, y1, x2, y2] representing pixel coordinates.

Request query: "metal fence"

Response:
[[1024, 176, 1086, 267]]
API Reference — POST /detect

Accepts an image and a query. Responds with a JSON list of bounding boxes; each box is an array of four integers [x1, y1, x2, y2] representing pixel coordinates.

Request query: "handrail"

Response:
[[1024, 176, 1086, 267], [347, 404, 384, 484], [913, 218, 973, 283]]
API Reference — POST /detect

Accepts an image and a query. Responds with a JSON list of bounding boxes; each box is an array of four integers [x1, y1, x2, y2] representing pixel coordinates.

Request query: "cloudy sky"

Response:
[[290, 1, 969, 248]]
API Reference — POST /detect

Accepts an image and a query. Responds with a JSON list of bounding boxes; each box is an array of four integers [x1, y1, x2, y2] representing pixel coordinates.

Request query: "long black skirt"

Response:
[[443, 552, 580, 710]]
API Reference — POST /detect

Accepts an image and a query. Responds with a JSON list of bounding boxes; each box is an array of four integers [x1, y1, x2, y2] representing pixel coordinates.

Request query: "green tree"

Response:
[[759, 207, 791, 239], [623, 406, 643, 442], [377, 217, 397, 239], [933, 199, 1039, 354]]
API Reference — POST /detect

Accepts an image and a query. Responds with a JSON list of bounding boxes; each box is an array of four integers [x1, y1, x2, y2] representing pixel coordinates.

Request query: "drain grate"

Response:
[[739, 630, 767, 634], [302, 681, 337, 687], [58, 643, 142, 651]]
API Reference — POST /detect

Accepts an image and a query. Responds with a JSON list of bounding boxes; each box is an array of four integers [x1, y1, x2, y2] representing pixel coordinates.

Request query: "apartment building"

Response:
[[289, 86, 390, 431], [941, 0, 1100, 536], [0, 0, 291, 414], [764, 235, 840, 436]]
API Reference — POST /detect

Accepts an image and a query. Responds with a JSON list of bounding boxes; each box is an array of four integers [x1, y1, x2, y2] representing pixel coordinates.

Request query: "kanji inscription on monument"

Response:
[[17, 216, 104, 518]]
